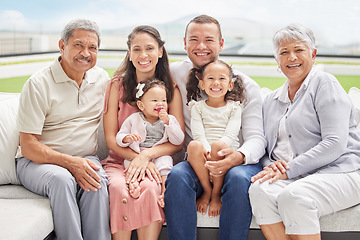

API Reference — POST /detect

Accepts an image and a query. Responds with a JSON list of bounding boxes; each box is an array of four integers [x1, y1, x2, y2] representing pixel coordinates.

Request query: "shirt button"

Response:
[[123, 216, 128, 221], [122, 198, 127, 204]]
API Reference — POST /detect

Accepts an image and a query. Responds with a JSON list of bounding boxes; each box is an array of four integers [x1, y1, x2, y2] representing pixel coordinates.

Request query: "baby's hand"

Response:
[[157, 108, 169, 125], [123, 134, 142, 143]]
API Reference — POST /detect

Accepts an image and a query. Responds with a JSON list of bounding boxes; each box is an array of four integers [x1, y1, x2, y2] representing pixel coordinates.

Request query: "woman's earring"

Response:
[[277, 66, 282, 73]]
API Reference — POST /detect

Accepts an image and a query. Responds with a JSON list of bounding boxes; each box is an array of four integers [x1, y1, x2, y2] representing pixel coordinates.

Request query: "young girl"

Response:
[[186, 60, 246, 218], [116, 79, 184, 207], [101, 25, 184, 240]]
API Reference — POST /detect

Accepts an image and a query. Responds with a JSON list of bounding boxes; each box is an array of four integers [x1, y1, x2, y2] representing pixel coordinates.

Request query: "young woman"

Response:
[[101, 25, 184, 240]]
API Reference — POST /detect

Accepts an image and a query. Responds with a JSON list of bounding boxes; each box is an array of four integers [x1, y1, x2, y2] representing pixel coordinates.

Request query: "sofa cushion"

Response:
[[0, 198, 53, 240], [348, 87, 360, 127], [0, 184, 47, 199], [0, 93, 20, 185]]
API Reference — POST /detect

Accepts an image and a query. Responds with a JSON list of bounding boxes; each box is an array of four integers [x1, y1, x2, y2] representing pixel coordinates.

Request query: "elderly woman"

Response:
[[249, 23, 360, 240]]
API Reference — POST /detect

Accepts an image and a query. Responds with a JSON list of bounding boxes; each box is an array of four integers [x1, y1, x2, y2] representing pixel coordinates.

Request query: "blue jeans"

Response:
[[164, 161, 262, 240]]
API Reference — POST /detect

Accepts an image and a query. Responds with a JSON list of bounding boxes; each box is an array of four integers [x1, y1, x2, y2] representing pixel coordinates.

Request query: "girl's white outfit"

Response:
[[116, 112, 184, 175], [190, 100, 242, 152]]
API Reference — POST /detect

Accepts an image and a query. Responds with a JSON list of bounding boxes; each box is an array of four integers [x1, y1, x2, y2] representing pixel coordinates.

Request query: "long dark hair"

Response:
[[114, 25, 174, 104], [186, 60, 246, 104]]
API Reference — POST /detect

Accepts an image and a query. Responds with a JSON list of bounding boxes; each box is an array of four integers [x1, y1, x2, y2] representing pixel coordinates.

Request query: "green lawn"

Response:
[[0, 69, 359, 93]]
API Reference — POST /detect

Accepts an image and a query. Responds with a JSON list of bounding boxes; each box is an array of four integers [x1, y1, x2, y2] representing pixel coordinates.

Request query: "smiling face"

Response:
[[277, 39, 317, 86], [129, 32, 163, 80], [59, 29, 98, 83], [199, 62, 233, 104], [137, 86, 168, 122], [184, 22, 224, 69]]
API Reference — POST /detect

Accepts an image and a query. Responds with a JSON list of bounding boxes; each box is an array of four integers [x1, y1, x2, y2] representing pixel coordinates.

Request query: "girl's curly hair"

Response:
[[136, 79, 169, 102], [186, 60, 246, 104]]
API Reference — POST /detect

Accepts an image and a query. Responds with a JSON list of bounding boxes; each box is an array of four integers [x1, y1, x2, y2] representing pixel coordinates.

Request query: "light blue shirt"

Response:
[[262, 67, 360, 179]]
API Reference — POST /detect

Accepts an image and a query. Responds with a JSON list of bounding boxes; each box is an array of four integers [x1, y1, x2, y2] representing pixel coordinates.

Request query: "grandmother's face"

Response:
[[276, 39, 316, 84]]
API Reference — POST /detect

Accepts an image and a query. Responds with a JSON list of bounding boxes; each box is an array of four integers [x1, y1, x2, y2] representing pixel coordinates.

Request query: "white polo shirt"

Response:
[[17, 57, 109, 157]]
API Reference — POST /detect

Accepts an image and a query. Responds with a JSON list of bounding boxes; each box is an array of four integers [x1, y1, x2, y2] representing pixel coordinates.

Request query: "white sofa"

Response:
[[1, 87, 360, 240]]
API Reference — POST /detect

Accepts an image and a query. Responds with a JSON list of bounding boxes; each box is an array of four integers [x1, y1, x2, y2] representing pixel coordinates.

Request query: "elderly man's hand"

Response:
[[67, 157, 102, 192]]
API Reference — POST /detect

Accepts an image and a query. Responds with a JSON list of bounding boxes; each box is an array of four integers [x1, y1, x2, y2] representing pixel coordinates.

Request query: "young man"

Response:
[[16, 19, 111, 240], [164, 15, 266, 240]]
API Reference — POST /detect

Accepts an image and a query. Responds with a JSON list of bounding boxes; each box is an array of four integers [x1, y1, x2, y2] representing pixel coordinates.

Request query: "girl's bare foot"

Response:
[[209, 192, 222, 218], [158, 194, 165, 208], [196, 191, 211, 215], [128, 181, 141, 199]]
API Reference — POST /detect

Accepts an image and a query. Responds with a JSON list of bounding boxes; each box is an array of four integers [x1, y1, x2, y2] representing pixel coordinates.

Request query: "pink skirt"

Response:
[[103, 160, 165, 233]]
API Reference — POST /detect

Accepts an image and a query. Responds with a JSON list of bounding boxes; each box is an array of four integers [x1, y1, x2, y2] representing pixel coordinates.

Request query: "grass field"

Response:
[[0, 69, 359, 93]]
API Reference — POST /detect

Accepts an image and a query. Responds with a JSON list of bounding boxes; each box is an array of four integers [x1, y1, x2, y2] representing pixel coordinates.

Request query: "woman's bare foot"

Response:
[[128, 181, 141, 199], [158, 193, 165, 208], [209, 192, 222, 218], [196, 191, 211, 215]]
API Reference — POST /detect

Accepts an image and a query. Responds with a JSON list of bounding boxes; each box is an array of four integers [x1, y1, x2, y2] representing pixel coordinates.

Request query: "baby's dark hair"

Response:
[[186, 60, 246, 104], [136, 79, 170, 102]]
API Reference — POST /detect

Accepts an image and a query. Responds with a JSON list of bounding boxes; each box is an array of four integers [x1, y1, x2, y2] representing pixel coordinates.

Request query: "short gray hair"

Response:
[[61, 19, 101, 47], [273, 23, 315, 58]]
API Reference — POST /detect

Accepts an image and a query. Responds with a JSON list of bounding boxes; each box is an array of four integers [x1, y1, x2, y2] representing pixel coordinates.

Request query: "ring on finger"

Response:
[[136, 169, 141, 173]]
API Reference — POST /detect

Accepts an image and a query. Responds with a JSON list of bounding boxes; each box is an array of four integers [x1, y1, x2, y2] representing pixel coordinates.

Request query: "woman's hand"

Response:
[[268, 160, 289, 174], [125, 150, 151, 184], [251, 161, 289, 184], [145, 161, 162, 184]]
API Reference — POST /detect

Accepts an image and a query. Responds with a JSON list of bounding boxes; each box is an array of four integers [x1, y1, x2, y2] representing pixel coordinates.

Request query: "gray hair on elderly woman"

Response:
[[273, 23, 316, 58]]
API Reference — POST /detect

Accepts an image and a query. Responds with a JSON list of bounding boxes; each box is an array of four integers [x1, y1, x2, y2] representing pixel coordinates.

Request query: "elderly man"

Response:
[[16, 19, 110, 240]]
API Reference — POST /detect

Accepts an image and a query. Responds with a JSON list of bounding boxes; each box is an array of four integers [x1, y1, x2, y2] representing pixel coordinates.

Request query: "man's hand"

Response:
[[66, 157, 102, 192], [205, 148, 244, 177]]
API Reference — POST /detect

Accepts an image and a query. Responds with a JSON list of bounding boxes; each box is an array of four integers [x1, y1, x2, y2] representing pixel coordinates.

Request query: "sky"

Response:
[[1, 0, 360, 46]]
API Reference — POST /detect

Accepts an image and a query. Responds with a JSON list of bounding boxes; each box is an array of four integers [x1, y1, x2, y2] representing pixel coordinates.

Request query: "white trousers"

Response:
[[249, 171, 360, 235]]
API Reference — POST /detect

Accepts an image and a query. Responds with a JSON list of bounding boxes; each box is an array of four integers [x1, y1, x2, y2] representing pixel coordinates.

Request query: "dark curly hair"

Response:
[[136, 79, 170, 102], [186, 60, 246, 104], [113, 25, 174, 104]]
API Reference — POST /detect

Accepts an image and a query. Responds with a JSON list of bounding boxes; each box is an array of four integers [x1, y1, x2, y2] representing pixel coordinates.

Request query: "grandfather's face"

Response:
[[276, 39, 316, 85], [59, 29, 99, 81], [184, 22, 224, 69]]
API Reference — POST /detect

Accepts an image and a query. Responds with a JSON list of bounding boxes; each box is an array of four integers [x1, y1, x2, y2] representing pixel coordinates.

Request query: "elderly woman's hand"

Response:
[[251, 162, 289, 184], [268, 160, 290, 174]]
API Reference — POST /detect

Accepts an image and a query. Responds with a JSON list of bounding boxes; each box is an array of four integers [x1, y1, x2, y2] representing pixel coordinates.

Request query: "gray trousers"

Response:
[[16, 156, 111, 240]]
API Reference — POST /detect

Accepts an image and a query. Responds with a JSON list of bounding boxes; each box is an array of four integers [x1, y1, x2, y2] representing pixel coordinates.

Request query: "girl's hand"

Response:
[[251, 165, 288, 184], [123, 134, 142, 143], [158, 109, 169, 125], [124, 151, 150, 184]]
